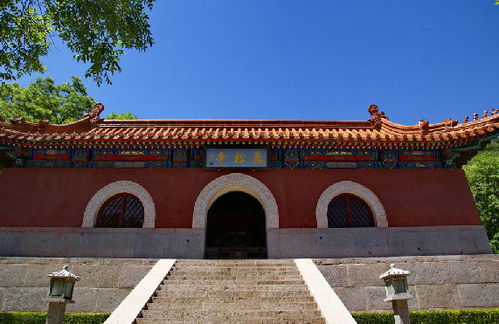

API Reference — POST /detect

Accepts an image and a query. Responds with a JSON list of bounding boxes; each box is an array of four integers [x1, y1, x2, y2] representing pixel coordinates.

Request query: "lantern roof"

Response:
[[47, 265, 80, 281], [379, 264, 411, 280]]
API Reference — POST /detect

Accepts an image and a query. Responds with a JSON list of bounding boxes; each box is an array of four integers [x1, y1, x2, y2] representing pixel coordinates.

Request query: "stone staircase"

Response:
[[136, 260, 326, 323]]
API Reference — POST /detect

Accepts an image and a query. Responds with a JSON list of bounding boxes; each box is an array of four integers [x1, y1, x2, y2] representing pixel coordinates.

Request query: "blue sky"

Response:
[[16, 0, 499, 125]]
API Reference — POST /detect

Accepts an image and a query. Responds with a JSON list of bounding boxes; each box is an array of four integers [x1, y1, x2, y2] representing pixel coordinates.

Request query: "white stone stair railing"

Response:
[[104, 259, 176, 324], [295, 258, 357, 324]]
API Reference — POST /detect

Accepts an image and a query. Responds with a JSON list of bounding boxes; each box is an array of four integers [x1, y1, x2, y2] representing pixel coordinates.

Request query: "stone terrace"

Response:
[[315, 254, 499, 312], [0, 257, 157, 313], [0, 255, 497, 315]]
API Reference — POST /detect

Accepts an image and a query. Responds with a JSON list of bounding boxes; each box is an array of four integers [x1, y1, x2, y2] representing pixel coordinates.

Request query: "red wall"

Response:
[[0, 168, 481, 228]]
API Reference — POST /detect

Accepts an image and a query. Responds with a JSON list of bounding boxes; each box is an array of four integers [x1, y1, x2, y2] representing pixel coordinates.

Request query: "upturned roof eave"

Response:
[[0, 103, 497, 146]]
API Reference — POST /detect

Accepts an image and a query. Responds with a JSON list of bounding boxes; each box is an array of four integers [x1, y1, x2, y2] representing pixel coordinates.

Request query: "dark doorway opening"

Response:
[[205, 191, 267, 259]]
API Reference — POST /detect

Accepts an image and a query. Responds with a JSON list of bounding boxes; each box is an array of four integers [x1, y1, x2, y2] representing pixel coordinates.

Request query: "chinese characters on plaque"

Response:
[[206, 148, 268, 168]]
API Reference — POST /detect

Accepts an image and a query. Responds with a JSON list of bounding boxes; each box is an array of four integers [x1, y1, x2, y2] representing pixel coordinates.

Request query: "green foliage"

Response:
[[353, 309, 499, 324], [353, 312, 394, 324], [410, 309, 499, 324], [0, 76, 94, 124], [2, 311, 498, 324], [0, 1, 154, 85], [0, 1, 52, 81], [463, 138, 499, 253], [0, 312, 110, 324], [105, 111, 138, 120], [60, 313, 110, 324]]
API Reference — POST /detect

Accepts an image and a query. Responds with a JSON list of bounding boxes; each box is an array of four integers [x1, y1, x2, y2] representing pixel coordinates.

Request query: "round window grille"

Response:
[[327, 193, 375, 228], [95, 193, 144, 228]]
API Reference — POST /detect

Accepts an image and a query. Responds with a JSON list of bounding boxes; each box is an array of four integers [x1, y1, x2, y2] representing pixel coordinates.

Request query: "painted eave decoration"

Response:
[[0, 104, 497, 149]]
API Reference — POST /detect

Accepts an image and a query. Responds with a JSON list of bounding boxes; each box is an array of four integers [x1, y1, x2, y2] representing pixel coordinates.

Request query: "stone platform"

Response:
[[0, 254, 497, 315], [315, 254, 499, 312], [0, 257, 157, 313]]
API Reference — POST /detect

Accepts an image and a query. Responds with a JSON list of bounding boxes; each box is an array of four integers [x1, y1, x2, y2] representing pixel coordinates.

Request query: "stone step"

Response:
[[163, 279, 305, 285], [166, 271, 301, 280], [172, 265, 298, 270], [164, 275, 303, 281], [151, 296, 316, 304], [174, 260, 295, 267], [168, 269, 300, 274], [166, 273, 301, 278], [171, 263, 297, 267], [133, 260, 324, 323], [174, 260, 296, 266], [136, 318, 326, 324], [173, 262, 296, 266], [157, 284, 309, 293], [146, 301, 318, 311], [169, 267, 299, 274], [170, 266, 298, 270], [172, 262, 297, 267], [154, 290, 312, 298], [140, 309, 323, 321]]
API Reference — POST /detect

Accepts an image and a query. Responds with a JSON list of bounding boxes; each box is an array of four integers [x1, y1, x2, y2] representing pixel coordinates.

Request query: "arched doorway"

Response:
[[205, 191, 267, 259]]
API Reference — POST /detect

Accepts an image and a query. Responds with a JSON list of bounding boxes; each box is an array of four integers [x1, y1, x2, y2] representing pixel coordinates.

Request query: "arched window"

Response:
[[95, 193, 144, 228], [327, 193, 375, 228]]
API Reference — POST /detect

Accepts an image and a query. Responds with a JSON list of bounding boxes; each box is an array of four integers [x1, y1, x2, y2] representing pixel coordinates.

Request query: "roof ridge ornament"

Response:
[[85, 103, 105, 125], [443, 118, 457, 130], [418, 120, 429, 135], [368, 105, 388, 130], [38, 120, 49, 132], [462, 108, 498, 125], [9, 117, 25, 125]]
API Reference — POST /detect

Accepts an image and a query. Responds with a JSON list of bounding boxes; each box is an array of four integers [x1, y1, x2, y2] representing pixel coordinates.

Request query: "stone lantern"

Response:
[[45, 266, 80, 324], [379, 264, 413, 324]]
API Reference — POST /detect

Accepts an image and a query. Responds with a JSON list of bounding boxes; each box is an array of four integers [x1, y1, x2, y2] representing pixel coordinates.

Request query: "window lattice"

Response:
[[95, 193, 144, 228], [327, 193, 375, 228]]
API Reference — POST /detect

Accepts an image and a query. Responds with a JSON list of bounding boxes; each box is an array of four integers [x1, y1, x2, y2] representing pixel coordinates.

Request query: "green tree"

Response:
[[105, 111, 138, 120], [0, 76, 94, 123], [463, 138, 499, 253], [1, 0, 154, 85]]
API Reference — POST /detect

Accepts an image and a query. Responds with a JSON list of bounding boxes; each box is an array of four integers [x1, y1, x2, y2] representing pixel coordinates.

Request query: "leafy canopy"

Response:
[[0, 76, 138, 123], [0, 76, 94, 124], [105, 111, 137, 120], [463, 139, 499, 253], [1, 0, 154, 85]]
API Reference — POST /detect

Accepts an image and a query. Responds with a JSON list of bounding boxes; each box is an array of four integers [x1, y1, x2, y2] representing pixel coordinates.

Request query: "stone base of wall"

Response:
[[0, 225, 491, 259], [268, 225, 491, 258], [0, 257, 157, 313], [315, 254, 499, 313], [0, 227, 205, 258]]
